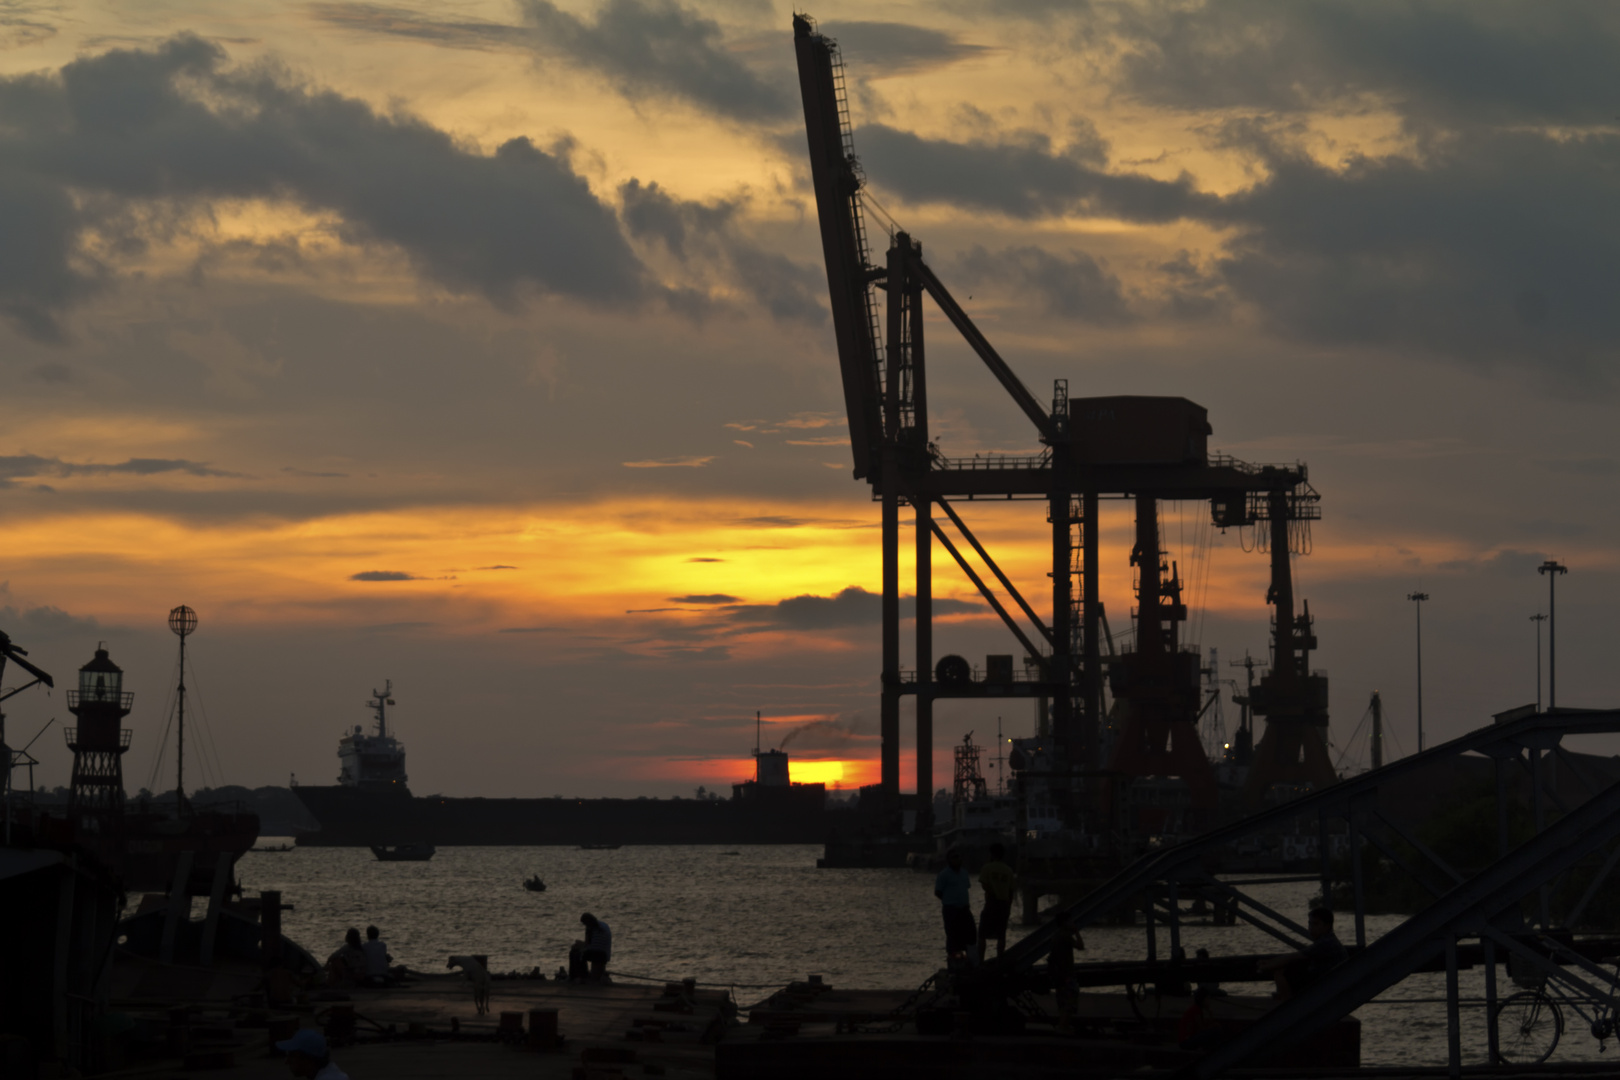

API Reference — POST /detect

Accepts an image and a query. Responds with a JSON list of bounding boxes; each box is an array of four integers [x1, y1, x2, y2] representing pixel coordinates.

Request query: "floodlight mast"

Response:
[[169, 605, 197, 813]]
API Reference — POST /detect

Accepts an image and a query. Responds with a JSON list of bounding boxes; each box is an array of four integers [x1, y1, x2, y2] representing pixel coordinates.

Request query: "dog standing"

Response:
[[447, 954, 491, 1015]]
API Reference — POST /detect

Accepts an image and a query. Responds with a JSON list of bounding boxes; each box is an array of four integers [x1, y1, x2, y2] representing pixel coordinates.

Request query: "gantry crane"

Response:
[[792, 15, 1333, 832]]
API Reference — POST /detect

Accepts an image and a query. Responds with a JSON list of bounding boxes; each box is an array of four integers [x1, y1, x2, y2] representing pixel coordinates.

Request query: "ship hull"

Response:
[[291, 785, 828, 846]]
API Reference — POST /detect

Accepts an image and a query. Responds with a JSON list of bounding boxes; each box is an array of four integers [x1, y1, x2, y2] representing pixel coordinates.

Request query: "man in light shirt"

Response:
[[360, 924, 391, 986]]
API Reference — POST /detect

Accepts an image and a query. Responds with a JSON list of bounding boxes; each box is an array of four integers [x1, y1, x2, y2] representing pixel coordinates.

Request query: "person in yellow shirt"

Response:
[[977, 842, 1018, 961]]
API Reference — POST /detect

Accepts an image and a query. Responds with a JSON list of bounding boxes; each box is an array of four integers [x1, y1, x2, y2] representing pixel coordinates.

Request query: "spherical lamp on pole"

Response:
[[168, 605, 197, 811]]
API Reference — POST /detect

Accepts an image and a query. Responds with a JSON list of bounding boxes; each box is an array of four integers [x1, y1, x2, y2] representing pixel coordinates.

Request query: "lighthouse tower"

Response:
[[66, 647, 133, 836]]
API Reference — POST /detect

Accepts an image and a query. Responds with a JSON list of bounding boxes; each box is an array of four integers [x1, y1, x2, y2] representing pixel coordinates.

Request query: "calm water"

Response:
[[237, 842, 1612, 1067]]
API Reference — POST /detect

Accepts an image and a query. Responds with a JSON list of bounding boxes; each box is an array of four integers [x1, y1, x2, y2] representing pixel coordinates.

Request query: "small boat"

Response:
[[523, 875, 546, 892], [254, 843, 294, 853], [370, 843, 435, 861], [578, 843, 621, 850]]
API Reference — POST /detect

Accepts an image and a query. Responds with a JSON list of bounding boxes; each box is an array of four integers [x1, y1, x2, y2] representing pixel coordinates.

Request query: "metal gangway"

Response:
[[981, 705, 1620, 1074]]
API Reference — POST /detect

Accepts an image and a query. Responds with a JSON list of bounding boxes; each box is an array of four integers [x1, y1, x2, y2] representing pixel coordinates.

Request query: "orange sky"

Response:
[[1, 2, 1617, 796]]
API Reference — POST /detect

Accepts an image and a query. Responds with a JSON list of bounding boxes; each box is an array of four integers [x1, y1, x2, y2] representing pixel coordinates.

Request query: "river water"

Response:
[[238, 842, 1612, 1068]]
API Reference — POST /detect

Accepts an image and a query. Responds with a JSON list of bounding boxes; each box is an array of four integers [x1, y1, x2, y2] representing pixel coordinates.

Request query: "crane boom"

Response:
[[792, 14, 883, 479]]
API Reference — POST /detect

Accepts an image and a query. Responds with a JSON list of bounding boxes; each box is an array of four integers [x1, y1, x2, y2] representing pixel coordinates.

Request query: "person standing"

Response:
[[977, 842, 1017, 961], [580, 912, 613, 979], [934, 849, 976, 963]]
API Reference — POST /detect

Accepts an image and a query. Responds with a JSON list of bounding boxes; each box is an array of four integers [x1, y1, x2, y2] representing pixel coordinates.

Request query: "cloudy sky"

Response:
[[1, 0, 1617, 800]]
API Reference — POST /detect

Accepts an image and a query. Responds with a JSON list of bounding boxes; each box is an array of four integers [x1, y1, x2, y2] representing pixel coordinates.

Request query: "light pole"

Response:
[[1530, 613, 1547, 712], [1408, 592, 1429, 752], [1538, 561, 1567, 709]]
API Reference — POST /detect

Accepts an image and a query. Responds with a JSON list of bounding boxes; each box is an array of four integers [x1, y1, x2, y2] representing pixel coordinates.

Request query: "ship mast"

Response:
[[372, 680, 394, 738]]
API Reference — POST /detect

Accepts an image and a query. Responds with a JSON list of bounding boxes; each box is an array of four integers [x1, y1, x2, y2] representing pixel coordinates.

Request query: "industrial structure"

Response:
[[792, 15, 1334, 842]]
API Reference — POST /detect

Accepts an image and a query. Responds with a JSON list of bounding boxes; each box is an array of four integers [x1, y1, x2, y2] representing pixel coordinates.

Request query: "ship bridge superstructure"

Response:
[[338, 680, 409, 795]]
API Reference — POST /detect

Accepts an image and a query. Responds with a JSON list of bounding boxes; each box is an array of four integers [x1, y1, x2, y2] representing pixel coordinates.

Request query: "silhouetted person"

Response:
[[360, 925, 391, 986], [1257, 907, 1345, 999], [580, 912, 612, 979], [934, 849, 975, 963], [1049, 925, 1083, 1033], [1195, 946, 1225, 996], [325, 927, 365, 986], [977, 842, 1017, 961], [1177, 987, 1224, 1050]]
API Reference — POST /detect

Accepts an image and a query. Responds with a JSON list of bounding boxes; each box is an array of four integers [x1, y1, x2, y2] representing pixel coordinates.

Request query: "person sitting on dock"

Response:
[[977, 842, 1017, 961], [325, 927, 367, 986], [276, 1027, 349, 1079], [1256, 907, 1346, 1000], [580, 912, 613, 980], [360, 925, 392, 987], [934, 849, 976, 964]]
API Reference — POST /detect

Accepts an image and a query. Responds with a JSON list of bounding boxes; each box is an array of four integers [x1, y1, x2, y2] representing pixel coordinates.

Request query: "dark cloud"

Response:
[[686, 557, 725, 563], [819, 20, 989, 76], [619, 179, 826, 324], [307, 2, 530, 51], [1107, 0, 1620, 128], [669, 594, 740, 604], [1205, 128, 1620, 380], [281, 467, 347, 478], [478, 565, 520, 570], [349, 570, 420, 581], [0, 454, 236, 480], [0, 35, 645, 338], [855, 106, 1619, 377], [855, 123, 1212, 221], [519, 0, 793, 123], [0, 2, 55, 50], [0, 603, 100, 641], [312, 0, 794, 123], [724, 586, 980, 630], [952, 244, 1134, 325]]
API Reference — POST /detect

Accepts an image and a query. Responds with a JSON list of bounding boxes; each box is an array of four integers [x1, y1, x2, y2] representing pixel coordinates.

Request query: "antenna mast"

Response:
[[168, 605, 198, 814]]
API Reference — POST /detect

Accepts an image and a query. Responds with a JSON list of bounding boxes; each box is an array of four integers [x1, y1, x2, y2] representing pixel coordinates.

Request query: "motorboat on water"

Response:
[[370, 843, 434, 861], [523, 875, 546, 892]]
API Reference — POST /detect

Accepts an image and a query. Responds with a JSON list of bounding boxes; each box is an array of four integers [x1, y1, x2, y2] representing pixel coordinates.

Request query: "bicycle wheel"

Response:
[[1494, 990, 1562, 1064]]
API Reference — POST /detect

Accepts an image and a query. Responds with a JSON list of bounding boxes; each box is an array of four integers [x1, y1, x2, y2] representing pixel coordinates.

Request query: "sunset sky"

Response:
[[2, 1, 1618, 799]]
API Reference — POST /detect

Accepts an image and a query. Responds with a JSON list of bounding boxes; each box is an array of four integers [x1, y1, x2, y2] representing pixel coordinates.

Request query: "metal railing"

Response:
[[932, 451, 1052, 472], [63, 727, 133, 750], [66, 689, 134, 709]]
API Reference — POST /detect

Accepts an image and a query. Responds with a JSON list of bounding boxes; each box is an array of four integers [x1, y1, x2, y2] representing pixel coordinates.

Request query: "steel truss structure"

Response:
[[978, 705, 1620, 1073]]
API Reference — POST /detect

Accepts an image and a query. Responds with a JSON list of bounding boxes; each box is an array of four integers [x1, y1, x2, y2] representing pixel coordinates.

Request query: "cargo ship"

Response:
[[291, 686, 829, 846]]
